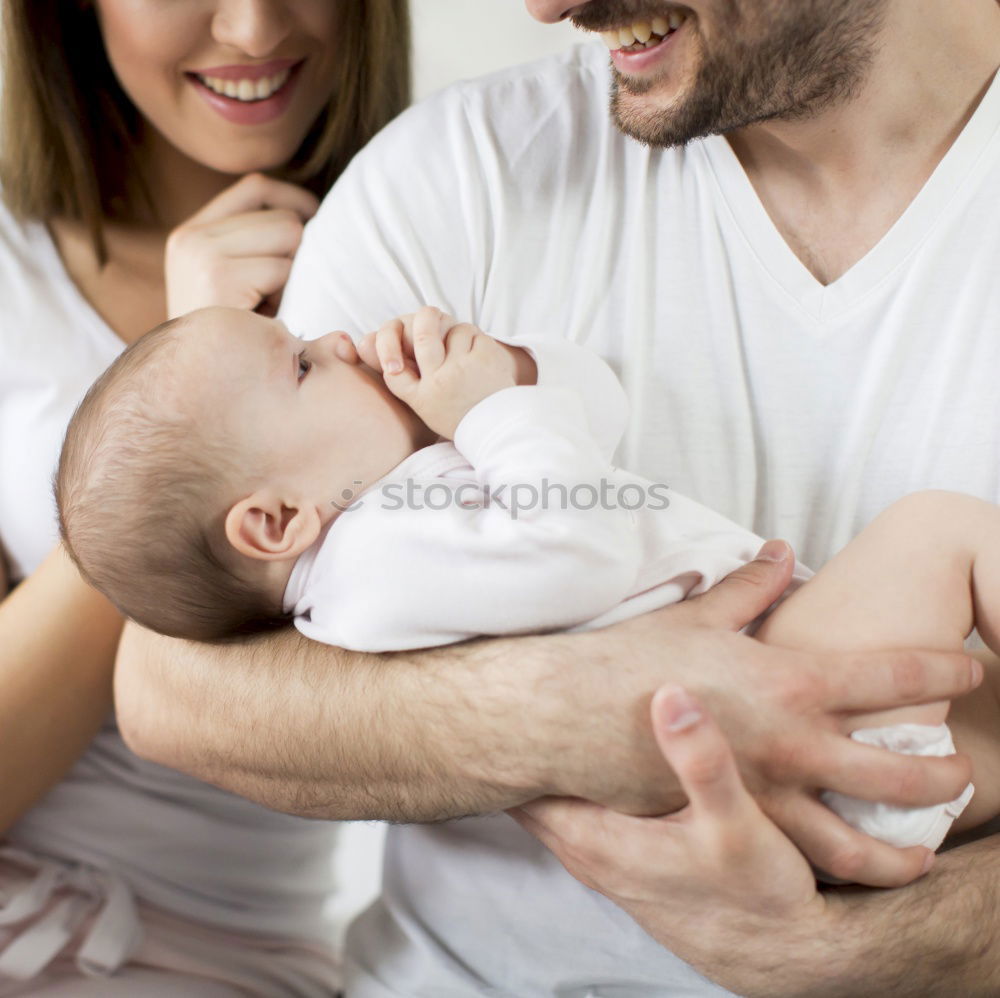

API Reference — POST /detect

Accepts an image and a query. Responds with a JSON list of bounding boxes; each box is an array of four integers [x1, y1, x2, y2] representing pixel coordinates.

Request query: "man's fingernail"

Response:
[[971, 659, 984, 686], [386, 360, 403, 374], [660, 686, 703, 733], [921, 851, 935, 875], [755, 540, 789, 563]]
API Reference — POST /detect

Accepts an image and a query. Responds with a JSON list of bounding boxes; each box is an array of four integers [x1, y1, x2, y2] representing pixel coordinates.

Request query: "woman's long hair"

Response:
[[0, 0, 411, 260]]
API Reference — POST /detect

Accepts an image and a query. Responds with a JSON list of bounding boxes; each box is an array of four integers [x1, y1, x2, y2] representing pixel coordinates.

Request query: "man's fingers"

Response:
[[684, 540, 795, 631], [773, 794, 934, 887], [651, 686, 752, 822], [411, 307, 447, 375], [798, 731, 973, 807], [822, 649, 982, 712]]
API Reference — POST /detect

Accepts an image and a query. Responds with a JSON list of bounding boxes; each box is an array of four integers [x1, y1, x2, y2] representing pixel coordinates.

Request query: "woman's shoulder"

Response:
[[0, 195, 81, 337], [0, 195, 60, 293]]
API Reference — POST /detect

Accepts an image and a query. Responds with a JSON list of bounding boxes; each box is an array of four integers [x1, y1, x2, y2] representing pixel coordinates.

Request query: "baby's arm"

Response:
[[296, 309, 643, 651], [755, 490, 1000, 832], [359, 308, 631, 460]]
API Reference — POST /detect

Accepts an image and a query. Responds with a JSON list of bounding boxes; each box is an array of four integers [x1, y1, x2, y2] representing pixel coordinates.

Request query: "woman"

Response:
[[0, 0, 408, 993]]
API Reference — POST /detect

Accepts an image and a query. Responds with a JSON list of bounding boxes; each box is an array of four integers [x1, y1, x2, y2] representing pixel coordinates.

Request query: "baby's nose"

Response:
[[323, 331, 359, 364]]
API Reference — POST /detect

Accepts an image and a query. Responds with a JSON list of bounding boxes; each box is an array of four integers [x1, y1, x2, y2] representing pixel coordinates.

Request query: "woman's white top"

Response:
[[0, 199, 341, 949]]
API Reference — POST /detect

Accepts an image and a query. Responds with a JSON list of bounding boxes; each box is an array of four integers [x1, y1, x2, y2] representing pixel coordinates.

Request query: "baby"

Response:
[[58, 305, 999, 855]]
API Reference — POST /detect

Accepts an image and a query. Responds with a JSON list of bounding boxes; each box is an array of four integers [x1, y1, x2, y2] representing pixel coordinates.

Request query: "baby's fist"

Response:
[[377, 307, 531, 439]]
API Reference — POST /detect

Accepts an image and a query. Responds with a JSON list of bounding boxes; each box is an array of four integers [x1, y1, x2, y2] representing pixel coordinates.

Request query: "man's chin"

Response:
[[611, 85, 693, 149]]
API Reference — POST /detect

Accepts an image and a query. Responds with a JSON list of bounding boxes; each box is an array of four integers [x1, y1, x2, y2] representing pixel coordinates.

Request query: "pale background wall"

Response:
[[329, 0, 581, 934], [411, 0, 580, 100]]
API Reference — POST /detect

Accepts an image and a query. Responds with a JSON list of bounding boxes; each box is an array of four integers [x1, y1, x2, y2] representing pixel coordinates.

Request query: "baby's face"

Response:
[[175, 307, 428, 520]]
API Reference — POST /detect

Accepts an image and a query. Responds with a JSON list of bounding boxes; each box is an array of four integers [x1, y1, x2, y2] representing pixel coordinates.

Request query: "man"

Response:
[[514, 1, 1000, 994], [115, 0, 995, 993]]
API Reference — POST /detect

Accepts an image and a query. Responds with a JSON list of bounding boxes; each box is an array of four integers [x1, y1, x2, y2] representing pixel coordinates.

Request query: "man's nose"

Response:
[[525, 0, 585, 24]]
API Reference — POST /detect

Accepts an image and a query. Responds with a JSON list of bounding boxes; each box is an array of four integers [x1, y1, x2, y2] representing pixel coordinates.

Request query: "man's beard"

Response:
[[573, 1, 887, 148]]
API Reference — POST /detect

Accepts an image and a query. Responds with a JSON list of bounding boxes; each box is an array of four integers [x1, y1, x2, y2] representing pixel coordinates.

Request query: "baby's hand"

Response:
[[365, 307, 530, 439]]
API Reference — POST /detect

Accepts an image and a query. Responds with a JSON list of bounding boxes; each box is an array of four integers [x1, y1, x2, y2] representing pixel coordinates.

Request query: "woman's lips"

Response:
[[190, 57, 299, 81], [187, 60, 304, 126]]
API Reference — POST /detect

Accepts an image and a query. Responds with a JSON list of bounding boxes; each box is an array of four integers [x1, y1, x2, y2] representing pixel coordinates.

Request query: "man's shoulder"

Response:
[[365, 42, 621, 164]]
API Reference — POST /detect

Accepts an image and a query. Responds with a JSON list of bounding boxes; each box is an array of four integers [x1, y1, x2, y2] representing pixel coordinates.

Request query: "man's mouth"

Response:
[[599, 10, 687, 52]]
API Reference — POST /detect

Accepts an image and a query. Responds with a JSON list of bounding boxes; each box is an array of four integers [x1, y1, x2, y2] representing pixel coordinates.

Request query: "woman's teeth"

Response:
[[196, 68, 291, 102], [601, 11, 686, 52]]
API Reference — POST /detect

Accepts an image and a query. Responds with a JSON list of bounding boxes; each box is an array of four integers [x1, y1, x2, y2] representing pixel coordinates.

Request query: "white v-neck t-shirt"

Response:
[[279, 41, 1000, 998], [0, 201, 342, 949]]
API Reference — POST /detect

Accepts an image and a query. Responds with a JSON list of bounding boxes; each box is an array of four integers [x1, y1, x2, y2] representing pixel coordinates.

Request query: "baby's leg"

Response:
[[756, 490, 1000, 831]]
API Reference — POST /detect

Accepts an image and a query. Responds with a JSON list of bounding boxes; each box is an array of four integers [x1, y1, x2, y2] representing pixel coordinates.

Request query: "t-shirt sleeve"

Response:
[[279, 86, 490, 341], [513, 335, 629, 461]]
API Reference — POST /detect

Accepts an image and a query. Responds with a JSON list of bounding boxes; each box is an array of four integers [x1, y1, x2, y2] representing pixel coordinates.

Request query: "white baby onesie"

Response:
[[283, 336, 972, 851]]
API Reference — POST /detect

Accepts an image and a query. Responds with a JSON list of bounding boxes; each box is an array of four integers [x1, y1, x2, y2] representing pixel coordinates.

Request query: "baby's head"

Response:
[[57, 306, 426, 640]]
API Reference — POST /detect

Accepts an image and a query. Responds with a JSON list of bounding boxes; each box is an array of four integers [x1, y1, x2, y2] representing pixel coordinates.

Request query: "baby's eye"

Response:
[[297, 349, 312, 382]]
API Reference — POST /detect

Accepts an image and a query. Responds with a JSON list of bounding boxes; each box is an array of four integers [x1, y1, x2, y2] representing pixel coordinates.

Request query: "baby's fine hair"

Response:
[[56, 315, 288, 640]]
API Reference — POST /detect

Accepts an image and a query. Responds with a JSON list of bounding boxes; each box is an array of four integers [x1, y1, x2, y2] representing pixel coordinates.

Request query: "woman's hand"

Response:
[[165, 173, 319, 318]]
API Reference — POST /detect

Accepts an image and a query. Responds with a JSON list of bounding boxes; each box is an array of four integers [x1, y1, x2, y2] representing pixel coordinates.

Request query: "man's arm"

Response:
[[116, 547, 979, 884], [513, 685, 1000, 998]]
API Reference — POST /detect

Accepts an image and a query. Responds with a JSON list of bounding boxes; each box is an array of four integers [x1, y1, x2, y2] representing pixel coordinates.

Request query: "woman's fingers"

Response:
[[165, 175, 318, 316], [209, 256, 293, 312], [183, 172, 319, 226], [194, 208, 309, 258]]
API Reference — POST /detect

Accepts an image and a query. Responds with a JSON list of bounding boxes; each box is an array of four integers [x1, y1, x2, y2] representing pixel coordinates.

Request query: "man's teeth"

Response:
[[601, 11, 686, 51], [197, 68, 291, 102]]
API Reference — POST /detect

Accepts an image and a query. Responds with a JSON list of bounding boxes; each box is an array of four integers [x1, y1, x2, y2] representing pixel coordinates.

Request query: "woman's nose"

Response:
[[212, 0, 293, 59]]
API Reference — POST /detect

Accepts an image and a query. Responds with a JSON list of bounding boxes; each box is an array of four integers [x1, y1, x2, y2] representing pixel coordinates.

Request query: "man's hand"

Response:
[[553, 540, 981, 886], [359, 306, 533, 438], [513, 687, 1000, 998], [512, 686, 838, 998]]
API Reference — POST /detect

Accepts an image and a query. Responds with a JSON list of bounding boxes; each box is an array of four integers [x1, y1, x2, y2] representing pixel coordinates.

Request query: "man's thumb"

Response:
[[687, 539, 795, 631]]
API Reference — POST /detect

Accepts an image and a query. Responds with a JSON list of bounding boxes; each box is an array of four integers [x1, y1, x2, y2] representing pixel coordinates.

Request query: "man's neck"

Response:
[[725, 0, 1000, 285]]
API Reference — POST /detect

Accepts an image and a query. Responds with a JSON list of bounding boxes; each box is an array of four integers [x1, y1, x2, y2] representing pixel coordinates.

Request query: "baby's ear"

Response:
[[225, 491, 321, 562]]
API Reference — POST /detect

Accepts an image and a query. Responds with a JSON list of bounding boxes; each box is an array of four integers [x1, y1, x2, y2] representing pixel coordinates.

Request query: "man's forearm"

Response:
[[798, 835, 1000, 998], [115, 621, 628, 821]]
